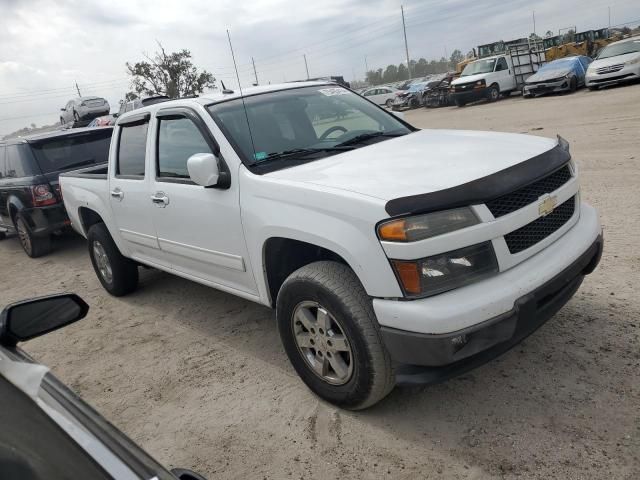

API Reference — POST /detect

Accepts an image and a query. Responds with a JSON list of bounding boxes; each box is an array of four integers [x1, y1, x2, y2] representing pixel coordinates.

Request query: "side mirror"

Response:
[[60, 108, 65, 111], [112, 112, 120, 118], [391, 111, 405, 120], [0, 294, 89, 347], [171, 468, 208, 480], [187, 153, 220, 187]]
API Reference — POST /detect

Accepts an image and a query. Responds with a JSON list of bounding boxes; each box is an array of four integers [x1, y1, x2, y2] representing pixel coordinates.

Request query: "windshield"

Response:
[[30, 129, 112, 173], [461, 58, 497, 76], [207, 86, 411, 169], [537, 58, 576, 73], [596, 40, 640, 59], [408, 83, 425, 92]]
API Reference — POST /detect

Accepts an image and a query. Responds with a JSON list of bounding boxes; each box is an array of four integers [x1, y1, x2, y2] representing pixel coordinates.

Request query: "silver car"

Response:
[[585, 37, 640, 90], [60, 96, 110, 126]]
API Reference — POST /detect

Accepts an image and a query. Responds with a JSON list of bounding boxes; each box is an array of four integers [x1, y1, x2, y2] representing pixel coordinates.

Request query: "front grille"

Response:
[[486, 165, 572, 218], [505, 196, 576, 254], [453, 83, 475, 92], [596, 64, 624, 74], [591, 73, 634, 84]]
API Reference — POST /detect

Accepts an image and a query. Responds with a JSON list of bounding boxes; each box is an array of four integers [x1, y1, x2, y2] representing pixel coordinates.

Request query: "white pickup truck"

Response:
[[60, 82, 602, 409]]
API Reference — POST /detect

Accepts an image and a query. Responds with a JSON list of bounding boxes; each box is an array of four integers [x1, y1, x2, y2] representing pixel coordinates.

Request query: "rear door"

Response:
[[108, 113, 162, 266], [149, 107, 257, 296]]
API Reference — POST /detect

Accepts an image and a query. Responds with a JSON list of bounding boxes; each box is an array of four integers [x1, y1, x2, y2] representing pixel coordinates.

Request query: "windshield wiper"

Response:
[[256, 147, 353, 163], [334, 131, 407, 147]]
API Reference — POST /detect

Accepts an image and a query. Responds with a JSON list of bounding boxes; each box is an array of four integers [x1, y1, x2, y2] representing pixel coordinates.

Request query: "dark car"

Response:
[[0, 127, 112, 257], [0, 293, 207, 480], [60, 97, 110, 127]]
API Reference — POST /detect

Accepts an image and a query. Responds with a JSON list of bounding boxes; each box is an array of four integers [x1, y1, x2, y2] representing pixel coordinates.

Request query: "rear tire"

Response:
[[15, 214, 51, 258], [0, 231, 6, 240], [276, 261, 395, 410], [87, 223, 138, 296]]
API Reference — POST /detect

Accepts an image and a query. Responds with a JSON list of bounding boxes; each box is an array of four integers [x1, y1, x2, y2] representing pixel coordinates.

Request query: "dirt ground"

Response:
[[1, 83, 639, 480]]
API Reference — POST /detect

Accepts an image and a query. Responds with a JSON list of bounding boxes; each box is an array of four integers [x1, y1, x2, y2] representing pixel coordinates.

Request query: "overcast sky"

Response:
[[1, 0, 638, 135]]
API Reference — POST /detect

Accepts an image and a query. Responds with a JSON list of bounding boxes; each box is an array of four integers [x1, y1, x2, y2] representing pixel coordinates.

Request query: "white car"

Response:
[[360, 86, 399, 107], [585, 36, 640, 90], [60, 82, 602, 410]]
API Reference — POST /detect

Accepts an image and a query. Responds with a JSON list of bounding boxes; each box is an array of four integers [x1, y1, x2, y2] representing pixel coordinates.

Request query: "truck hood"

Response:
[[265, 129, 558, 201], [451, 73, 490, 85]]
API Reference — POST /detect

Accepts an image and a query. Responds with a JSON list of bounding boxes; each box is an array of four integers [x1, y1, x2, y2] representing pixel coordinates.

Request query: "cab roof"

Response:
[[115, 81, 336, 124]]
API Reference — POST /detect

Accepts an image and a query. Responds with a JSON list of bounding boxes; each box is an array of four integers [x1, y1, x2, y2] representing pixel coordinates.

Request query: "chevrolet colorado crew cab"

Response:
[[59, 82, 603, 409]]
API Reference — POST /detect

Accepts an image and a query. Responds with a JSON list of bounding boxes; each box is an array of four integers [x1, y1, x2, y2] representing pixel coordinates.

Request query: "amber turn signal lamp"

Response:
[[378, 219, 407, 241], [392, 261, 421, 294]]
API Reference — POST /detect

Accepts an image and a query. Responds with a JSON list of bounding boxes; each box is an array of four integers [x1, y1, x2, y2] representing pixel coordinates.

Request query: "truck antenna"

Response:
[[227, 29, 257, 162]]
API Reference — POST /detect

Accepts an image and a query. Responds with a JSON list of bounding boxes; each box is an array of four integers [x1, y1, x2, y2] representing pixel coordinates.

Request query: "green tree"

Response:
[[449, 49, 464, 68], [126, 42, 215, 99], [397, 63, 409, 80], [414, 58, 428, 77], [382, 64, 398, 83], [545, 30, 554, 38]]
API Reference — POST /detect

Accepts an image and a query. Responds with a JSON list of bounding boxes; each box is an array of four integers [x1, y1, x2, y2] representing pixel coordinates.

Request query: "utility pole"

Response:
[[303, 54, 310, 79], [364, 55, 369, 75], [75, 81, 82, 97], [533, 10, 536, 36], [401, 5, 411, 79], [251, 57, 259, 85], [608, 6, 611, 28]]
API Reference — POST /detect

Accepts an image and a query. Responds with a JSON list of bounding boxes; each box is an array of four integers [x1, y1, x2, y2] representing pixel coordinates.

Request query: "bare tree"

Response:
[[126, 42, 215, 99]]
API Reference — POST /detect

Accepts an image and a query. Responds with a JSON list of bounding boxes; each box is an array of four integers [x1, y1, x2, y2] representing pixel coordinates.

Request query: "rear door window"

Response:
[[157, 117, 212, 179], [5, 145, 38, 178], [117, 122, 148, 177], [30, 130, 112, 174]]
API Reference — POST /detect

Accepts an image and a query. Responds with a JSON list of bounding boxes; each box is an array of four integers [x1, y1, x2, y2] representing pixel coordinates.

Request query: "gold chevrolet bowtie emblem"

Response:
[[538, 195, 558, 217]]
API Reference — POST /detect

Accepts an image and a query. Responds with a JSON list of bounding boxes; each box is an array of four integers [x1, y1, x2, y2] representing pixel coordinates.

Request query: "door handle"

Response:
[[150, 192, 170, 207], [110, 189, 124, 201]]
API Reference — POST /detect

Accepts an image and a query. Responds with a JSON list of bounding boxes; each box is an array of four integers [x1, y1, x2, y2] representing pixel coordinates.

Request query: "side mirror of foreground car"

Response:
[[171, 468, 208, 480], [187, 152, 221, 187], [0, 294, 89, 347]]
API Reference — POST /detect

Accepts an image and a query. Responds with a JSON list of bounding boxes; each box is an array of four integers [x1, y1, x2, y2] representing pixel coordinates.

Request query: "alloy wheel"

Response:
[[292, 301, 354, 385], [16, 218, 32, 255], [92, 241, 113, 284]]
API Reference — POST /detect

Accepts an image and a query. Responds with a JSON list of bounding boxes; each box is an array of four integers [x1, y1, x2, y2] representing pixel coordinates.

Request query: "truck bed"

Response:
[[59, 163, 108, 179]]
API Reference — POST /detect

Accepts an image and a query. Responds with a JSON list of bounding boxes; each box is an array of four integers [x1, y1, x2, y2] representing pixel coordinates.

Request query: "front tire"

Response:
[[588, 85, 598, 91], [454, 98, 467, 107], [87, 223, 138, 296], [15, 214, 51, 258], [276, 261, 394, 410], [487, 84, 500, 102], [569, 76, 578, 93], [385, 99, 393, 108]]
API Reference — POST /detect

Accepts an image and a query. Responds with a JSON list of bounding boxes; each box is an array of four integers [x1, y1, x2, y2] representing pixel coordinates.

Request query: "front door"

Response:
[[495, 57, 516, 92], [149, 109, 257, 296], [108, 116, 162, 266]]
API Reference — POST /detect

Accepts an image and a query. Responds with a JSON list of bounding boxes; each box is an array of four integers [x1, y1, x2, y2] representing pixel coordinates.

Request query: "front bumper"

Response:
[[21, 204, 70, 237], [523, 78, 570, 96], [384, 233, 603, 385], [450, 87, 489, 104], [586, 64, 640, 88]]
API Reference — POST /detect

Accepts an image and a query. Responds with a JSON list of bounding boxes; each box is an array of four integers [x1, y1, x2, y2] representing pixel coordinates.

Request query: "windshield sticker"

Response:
[[318, 88, 349, 96], [253, 151, 268, 161]]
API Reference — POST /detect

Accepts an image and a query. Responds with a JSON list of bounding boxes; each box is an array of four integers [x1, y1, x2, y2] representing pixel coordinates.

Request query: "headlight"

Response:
[[378, 207, 479, 242], [391, 242, 498, 297], [626, 57, 640, 65]]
